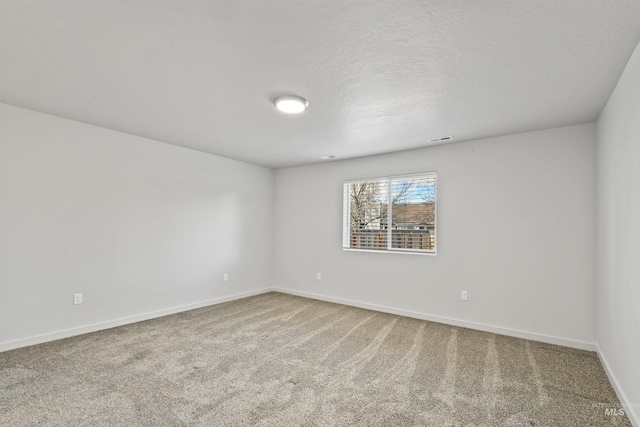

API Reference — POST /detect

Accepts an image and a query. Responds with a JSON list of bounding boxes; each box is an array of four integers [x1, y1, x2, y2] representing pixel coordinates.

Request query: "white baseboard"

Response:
[[596, 345, 640, 427], [274, 287, 596, 351], [1, 285, 596, 353], [0, 287, 274, 353]]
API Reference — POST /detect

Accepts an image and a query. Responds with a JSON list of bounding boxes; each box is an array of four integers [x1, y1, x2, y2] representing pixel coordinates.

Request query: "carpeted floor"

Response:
[[0, 292, 631, 426]]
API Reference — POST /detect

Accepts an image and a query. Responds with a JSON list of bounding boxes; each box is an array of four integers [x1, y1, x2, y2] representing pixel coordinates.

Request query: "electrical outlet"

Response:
[[317, 273, 322, 280], [461, 291, 468, 301], [74, 293, 83, 305], [223, 273, 228, 282]]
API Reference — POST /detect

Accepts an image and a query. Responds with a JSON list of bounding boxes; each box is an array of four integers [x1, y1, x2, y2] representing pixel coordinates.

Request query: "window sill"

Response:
[[342, 248, 437, 256]]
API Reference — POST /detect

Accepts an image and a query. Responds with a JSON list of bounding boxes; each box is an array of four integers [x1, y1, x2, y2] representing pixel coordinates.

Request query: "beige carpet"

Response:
[[0, 292, 630, 426]]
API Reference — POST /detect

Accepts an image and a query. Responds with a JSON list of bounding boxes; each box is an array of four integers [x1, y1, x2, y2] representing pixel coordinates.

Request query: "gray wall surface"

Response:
[[274, 124, 597, 348], [0, 104, 275, 348], [596, 39, 640, 426]]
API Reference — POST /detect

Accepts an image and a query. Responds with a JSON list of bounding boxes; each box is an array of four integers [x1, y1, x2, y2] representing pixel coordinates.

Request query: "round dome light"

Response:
[[273, 95, 309, 114]]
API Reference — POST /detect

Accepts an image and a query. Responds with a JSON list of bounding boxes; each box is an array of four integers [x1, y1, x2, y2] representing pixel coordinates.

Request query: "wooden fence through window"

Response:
[[350, 229, 435, 250]]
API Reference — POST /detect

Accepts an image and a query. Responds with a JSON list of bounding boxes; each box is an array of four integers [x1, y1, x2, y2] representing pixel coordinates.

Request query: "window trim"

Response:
[[343, 171, 437, 256]]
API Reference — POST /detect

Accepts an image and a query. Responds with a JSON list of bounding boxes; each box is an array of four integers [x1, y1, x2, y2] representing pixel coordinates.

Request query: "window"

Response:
[[343, 172, 436, 254]]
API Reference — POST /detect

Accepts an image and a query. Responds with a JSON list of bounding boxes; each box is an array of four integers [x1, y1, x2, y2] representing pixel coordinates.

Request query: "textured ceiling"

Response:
[[2, 1, 640, 168]]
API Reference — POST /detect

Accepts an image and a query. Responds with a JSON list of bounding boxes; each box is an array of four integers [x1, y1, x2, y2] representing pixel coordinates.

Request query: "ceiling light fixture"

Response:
[[321, 155, 337, 160], [273, 95, 309, 114]]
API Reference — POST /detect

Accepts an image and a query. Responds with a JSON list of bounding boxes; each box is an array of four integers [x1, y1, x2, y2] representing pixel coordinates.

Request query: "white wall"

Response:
[[0, 104, 274, 349], [274, 124, 596, 348], [0, 104, 601, 354], [596, 39, 640, 426]]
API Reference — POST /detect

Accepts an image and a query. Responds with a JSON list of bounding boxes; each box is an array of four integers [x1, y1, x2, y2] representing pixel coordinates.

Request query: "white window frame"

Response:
[[343, 171, 437, 256]]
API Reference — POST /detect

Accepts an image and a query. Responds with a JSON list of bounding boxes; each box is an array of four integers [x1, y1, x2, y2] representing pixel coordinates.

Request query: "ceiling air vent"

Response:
[[429, 136, 454, 143]]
